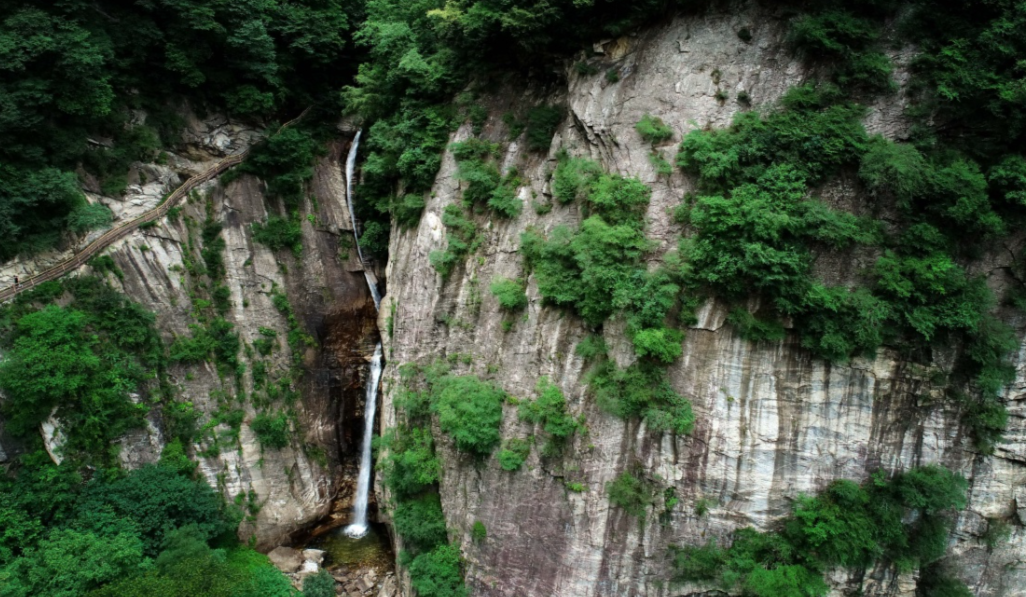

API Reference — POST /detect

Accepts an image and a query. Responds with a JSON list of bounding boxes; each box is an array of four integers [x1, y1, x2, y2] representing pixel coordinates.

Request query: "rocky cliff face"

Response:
[[378, 6, 1025, 597], [0, 114, 378, 549]]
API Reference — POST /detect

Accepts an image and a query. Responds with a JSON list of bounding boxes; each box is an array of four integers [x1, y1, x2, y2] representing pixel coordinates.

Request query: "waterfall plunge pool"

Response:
[[309, 522, 394, 570]]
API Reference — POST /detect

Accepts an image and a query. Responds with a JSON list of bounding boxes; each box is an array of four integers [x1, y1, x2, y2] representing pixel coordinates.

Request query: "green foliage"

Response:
[[0, 277, 164, 462], [430, 375, 505, 456], [302, 570, 336, 597], [489, 278, 527, 311], [607, 471, 655, 520], [678, 89, 869, 189], [67, 203, 113, 233], [0, 528, 144, 597], [169, 318, 241, 373], [675, 77, 1019, 449], [789, 9, 894, 91], [631, 327, 684, 363], [200, 218, 227, 280], [393, 494, 449, 554], [250, 412, 291, 450], [900, 0, 1026, 156], [726, 309, 785, 343], [471, 521, 486, 542], [575, 335, 608, 361], [159, 440, 198, 478], [553, 156, 603, 205], [239, 128, 322, 207], [525, 105, 564, 151], [87, 255, 123, 280], [521, 214, 652, 327], [589, 361, 694, 435], [671, 466, 969, 595], [519, 378, 580, 455], [0, 166, 85, 262], [430, 205, 479, 279], [377, 428, 441, 499], [74, 465, 232, 558], [360, 221, 390, 256], [917, 566, 973, 597], [449, 140, 522, 219], [407, 544, 467, 597], [497, 438, 531, 471], [636, 114, 673, 144], [252, 216, 303, 257], [0, 0, 354, 263]]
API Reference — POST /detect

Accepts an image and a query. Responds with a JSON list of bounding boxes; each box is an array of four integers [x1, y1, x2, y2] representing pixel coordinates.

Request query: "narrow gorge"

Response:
[[1, 2, 1025, 597]]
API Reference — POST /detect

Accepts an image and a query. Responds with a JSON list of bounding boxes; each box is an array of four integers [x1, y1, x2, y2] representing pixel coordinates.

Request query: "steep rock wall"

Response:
[[0, 117, 377, 549], [379, 7, 1025, 597]]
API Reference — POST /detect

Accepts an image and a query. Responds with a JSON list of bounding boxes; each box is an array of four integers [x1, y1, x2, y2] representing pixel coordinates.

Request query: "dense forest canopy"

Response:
[[3, 1, 1026, 596]]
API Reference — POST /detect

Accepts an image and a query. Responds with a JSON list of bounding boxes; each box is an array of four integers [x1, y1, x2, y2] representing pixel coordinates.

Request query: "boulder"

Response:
[[267, 546, 304, 573]]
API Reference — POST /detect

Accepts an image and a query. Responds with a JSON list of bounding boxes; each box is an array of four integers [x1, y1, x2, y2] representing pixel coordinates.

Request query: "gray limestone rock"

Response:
[[268, 546, 304, 573]]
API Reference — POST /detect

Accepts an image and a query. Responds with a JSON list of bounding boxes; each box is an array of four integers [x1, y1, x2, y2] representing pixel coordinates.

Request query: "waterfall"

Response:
[[343, 131, 383, 539], [344, 130, 381, 310], [344, 342, 383, 538]]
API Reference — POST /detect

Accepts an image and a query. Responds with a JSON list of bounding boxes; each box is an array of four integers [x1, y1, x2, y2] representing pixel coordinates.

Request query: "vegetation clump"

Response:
[[252, 216, 303, 257], [607, 470, 656, 521], [636, 114, 674, 144], [671, 466, 971, 596], [489, 278, 528, 311], [518, 378, 581, 456], [431, 374, 505, 456]]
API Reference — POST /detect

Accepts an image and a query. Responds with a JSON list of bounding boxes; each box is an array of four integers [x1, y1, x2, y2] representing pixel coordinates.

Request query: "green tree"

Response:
[[0, 528, 143, 597], [430, 375, 505, 455]]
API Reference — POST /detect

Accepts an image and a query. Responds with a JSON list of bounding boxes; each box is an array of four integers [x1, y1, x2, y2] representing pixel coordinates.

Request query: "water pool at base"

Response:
[[310, 522, 393, 570]]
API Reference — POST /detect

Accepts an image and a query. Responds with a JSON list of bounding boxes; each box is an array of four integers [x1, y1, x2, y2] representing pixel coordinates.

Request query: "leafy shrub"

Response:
[[200, 218, 226, 279], [789, 10, 893, 91], [360, 220, 390, 255], [525, 105, 564, 151], [67, 202, 113, 233], [252, 216, 303, 257], [0, 299, 157, 459], [672, 467, 969, 595], [519, 378, 580, 456], [553, 156, 602, 205], [87, 255, 123, 280], [1, 528, 144, 597], [393, 494, 448, 554], [75, 465, 231, 557], [726, 309, 785, 343], [497, 438, 531, 471], [490, 278, 527, 311], [0, 166, 86, 261], [631, 327, 684, 363], [239, 128, 321, 207], [607, 471, 655, 520], [636, 114, 673, 144], [408, 544, 467, 597], [430, 375, 505, 456], [377, 428, 441, 499], [471, 521, 487, 542], [250, 412, 291, 450], [575, 335, 608, 360], [589, 361, 694, 435], [302, 570, 336, 597], [430, 205, 478, 279]]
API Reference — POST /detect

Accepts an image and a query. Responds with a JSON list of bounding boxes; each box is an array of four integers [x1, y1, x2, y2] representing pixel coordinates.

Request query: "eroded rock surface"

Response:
[[379, 7, 1025, 597], [0, 115, 378, 549]]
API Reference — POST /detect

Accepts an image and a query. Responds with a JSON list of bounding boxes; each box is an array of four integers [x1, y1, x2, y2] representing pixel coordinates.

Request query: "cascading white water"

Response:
[[344, 342, 383, 538], [343, 131, 383, 539], [344, 130, 381, 310]]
